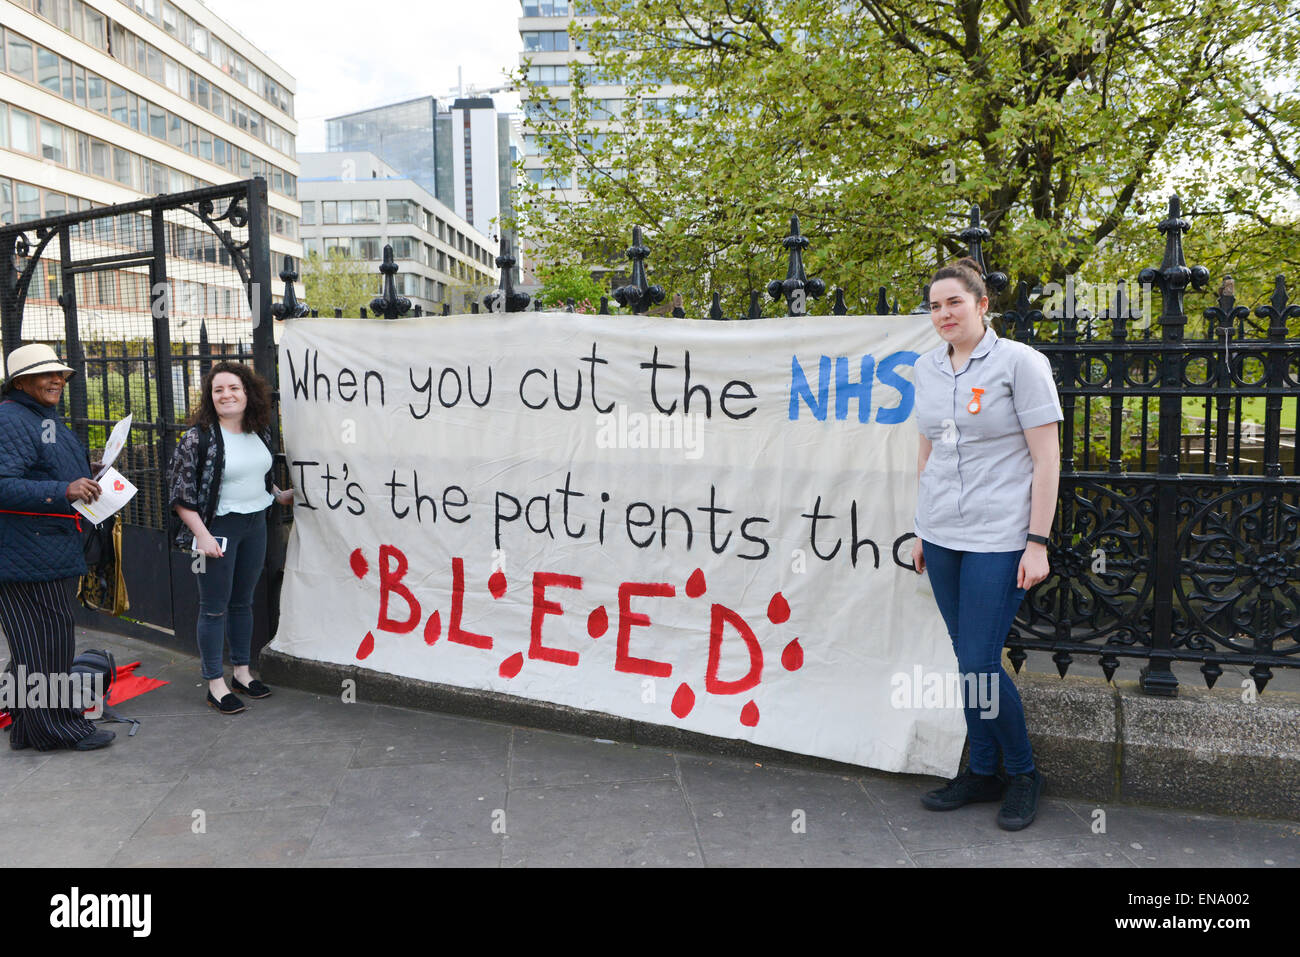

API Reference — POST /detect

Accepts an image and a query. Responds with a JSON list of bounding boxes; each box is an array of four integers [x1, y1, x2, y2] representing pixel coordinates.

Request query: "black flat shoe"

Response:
[[207, 691, 246, 715], [73, 729, 115, 750], [231, 676, 271, 699]]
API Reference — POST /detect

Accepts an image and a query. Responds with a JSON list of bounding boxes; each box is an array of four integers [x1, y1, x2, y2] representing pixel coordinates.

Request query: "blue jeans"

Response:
[[195, 509, 266, 681], [922, 540, 1036, 776]]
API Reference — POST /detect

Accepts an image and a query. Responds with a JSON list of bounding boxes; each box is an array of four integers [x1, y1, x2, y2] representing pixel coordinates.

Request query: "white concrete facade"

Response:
[[517, 1, 688, 288], [1, 0, 301, 341], [299, 150, 499, 316], [449, 98, 501, 240]]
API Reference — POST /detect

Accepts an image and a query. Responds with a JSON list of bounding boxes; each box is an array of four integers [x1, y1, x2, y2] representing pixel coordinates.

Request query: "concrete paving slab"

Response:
[[503, 779, 700, 867], [349, 707, 512, 769], [217, 692, 376, 744], [153, 752, 353, 815], [301, 847, 502, 867], [110, 805, 328, 867], [308, 758, 507, 859], [0, 782, 174, 867], [676, 755, 909, 867], [10, 713, 226, 791], [1073, 803, 1300, 867], [509, 729, 678, 788], [911, 837, 1137, 867]]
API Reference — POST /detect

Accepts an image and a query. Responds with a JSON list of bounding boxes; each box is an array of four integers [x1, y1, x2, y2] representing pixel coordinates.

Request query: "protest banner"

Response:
[[271, 312, 966, 776]]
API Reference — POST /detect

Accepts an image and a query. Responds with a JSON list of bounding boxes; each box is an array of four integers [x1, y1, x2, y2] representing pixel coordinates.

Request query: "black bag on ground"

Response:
[[70, 647, 140, 736]]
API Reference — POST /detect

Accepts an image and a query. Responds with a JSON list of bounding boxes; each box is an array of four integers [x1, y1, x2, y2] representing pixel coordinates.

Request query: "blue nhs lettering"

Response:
[[788, 351, 919, 423]]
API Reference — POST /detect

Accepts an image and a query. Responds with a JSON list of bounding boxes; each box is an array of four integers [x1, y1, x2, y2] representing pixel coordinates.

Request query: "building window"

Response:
[[522, 31, 569, 52], [526, 64, 570, 86], [354, 237, 381, 260], [387, 200, 417, 224], [6, 34, 34, 82], [9, 107, 36, 154], [521, 0, 569, 14], [301, 201, 317, 226], [353, 199, 381, 223], [39, 120, 63, 163], [16, 183, 40, 222]]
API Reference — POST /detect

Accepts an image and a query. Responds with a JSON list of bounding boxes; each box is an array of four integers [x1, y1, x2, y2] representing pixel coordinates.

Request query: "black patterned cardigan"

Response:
[[167, 424, 274, 549]]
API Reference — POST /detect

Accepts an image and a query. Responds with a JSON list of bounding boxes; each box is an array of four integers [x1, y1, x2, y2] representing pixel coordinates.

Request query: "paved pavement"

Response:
[[3, 625, 1298, 868]]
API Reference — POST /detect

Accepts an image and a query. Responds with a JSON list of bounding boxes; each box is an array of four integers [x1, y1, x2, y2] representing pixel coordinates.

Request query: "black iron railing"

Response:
[[290, 198, 1300, 696]]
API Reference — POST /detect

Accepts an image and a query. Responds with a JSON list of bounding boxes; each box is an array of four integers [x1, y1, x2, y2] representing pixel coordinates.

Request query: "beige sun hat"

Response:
[[2, 343, 76, 384]]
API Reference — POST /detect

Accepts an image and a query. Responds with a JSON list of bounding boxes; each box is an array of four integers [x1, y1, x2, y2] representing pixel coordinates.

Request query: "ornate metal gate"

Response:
[[0, 176, 282, 650]]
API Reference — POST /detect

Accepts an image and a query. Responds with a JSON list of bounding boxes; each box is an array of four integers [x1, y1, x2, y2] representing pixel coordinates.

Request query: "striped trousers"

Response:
[[0, 578, 96, 750]]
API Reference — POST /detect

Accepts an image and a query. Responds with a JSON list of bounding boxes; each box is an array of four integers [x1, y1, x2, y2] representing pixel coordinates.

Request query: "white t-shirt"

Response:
[[216, 428, 274, 516]]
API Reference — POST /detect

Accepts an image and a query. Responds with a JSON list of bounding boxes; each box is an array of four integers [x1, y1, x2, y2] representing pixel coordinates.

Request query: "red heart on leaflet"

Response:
[[113, 480, 125, 491]]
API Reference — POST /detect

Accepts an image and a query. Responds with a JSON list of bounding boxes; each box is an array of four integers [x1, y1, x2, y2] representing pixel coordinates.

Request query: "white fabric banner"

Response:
[[271, 313, 965, 776]]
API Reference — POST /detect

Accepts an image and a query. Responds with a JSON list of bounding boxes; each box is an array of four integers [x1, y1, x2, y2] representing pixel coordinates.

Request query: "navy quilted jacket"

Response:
[[0, 390, 92, 583]]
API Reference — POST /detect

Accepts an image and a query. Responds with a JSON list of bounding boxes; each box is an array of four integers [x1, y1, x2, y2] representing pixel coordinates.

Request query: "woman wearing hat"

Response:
[[0, 343, 115, 751]]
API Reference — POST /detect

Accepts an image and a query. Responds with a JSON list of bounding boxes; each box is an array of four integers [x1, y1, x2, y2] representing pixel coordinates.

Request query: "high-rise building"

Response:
[[298, 150, 499, 315], [326, 96, 453, 205], [517, 1, 688, 288], [1, 0, 301, 335], [326, 94, 523, 285]]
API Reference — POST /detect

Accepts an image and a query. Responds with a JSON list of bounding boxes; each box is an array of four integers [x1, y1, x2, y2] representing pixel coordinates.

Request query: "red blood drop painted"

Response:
[[781, 638, 804, 671], [685, 568, 706, 598], [489, 570, 507, 599], [499, 652, 524, 678], [740, 700, 760, 726], [349, 549, 368, 579], [356, 631, 375, 659], [671, 682, 695, 719], [587, 605, 608, 638], [767, 591, 790, 624], [424, 609, 441, 645]]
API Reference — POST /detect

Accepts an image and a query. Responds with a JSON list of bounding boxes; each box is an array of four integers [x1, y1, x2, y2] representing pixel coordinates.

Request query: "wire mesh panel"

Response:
[[1, 179, 276, 639]]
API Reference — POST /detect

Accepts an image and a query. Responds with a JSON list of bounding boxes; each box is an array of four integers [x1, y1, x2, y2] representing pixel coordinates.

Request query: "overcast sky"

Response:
[[199, 0, 524, 152]]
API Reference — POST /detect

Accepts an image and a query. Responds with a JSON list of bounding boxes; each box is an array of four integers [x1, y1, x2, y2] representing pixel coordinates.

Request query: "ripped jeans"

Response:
[[195, 509, 267, 681]]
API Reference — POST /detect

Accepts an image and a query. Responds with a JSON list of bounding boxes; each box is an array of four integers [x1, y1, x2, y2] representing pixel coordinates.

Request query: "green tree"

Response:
[[535, 261, 609, 312], [300, 249, 378, 318], [512, 0, 1300, 314]]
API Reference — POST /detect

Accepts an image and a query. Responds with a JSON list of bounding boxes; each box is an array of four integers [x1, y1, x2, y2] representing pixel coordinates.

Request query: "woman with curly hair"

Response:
[[168, 362, 294, 714]]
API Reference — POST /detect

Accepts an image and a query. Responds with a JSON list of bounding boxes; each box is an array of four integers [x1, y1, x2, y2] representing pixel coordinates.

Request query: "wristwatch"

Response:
[[1026, 533, 1049, 546]]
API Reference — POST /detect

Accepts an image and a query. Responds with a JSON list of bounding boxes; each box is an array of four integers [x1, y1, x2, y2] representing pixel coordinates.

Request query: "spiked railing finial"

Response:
[[370, 245, 411, 320], [482, 237, 531, 313], [611, 226, 665, 315], [270, 255, 309, 320], [767, 215, 824, 316]]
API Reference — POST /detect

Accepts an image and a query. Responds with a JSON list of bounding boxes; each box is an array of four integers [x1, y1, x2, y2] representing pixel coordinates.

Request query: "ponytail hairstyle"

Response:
[[930, 257, 989, 323]]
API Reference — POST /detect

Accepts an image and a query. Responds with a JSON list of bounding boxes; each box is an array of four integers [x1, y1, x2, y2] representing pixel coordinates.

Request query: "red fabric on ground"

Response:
[[105, 661, 169, 706]]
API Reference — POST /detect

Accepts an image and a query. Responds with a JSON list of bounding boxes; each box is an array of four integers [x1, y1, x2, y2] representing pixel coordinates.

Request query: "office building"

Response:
[[1, 0, 301, 337], [517, 1, 689, 288], [326, 96, 452, 205], [298, 150, 499, 315], [327, 94, 523, 286]]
